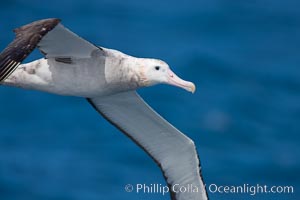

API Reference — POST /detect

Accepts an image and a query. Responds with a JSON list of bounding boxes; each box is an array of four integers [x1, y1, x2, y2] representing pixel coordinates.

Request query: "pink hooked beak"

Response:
[[167, 69, 196, 93]]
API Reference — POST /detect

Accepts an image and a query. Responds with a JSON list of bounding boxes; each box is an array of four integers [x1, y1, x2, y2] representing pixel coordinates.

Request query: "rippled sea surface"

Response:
[[0, 1, 299, 200]]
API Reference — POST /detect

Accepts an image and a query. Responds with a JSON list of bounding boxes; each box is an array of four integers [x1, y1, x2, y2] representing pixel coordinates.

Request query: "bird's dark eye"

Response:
[[155, 66, 160, 71]]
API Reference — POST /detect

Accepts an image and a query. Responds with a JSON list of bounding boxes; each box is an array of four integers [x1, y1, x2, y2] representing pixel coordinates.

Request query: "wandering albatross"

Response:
[[0, 19, 208, 200]]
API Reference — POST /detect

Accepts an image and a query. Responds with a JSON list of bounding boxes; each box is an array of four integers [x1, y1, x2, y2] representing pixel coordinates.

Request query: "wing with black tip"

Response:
[[0, 18, 60, 82], [87, 91, 208, 200], [0, 18, 102, 83]]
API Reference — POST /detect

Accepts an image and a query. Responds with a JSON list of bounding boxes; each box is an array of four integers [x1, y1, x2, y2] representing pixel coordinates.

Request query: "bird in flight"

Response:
[[0, 19, 208, 200]]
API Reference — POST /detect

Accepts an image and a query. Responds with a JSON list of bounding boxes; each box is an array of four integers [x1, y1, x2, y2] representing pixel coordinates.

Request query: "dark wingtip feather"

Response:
[[0, 18, 61, 82], [13, 18, 61, 35]]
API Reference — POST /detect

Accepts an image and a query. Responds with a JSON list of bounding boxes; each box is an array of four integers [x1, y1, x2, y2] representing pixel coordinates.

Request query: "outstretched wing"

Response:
[[0, 18, 103, 83], [0, 18, 60, 82], [87, 91, 208, 200]]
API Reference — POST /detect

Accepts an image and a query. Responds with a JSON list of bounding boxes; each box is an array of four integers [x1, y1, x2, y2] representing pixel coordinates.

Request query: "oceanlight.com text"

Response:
[[208, 183, 294, 195]]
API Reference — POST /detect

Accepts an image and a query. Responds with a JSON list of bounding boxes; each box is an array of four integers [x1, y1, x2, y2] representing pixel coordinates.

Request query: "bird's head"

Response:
[[138, 59, 196, 93]]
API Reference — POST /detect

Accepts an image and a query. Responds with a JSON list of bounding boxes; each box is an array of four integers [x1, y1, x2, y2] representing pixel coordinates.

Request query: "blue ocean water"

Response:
[[0, 1, 299, 200]]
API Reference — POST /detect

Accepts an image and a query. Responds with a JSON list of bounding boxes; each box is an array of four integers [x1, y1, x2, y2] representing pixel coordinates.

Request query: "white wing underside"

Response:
[[88, 91, 208, 200]]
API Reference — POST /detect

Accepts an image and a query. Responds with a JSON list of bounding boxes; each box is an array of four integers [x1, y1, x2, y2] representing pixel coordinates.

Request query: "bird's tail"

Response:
[[0, 18, 60, 83]]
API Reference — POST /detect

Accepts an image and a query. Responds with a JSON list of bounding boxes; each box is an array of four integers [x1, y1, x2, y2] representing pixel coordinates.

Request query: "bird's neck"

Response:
[[102, 54, 141, 93], [104, 48, 150, 89]]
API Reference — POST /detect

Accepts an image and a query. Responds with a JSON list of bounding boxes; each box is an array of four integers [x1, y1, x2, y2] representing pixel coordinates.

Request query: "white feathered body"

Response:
[[3, 48, 140, 98]]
